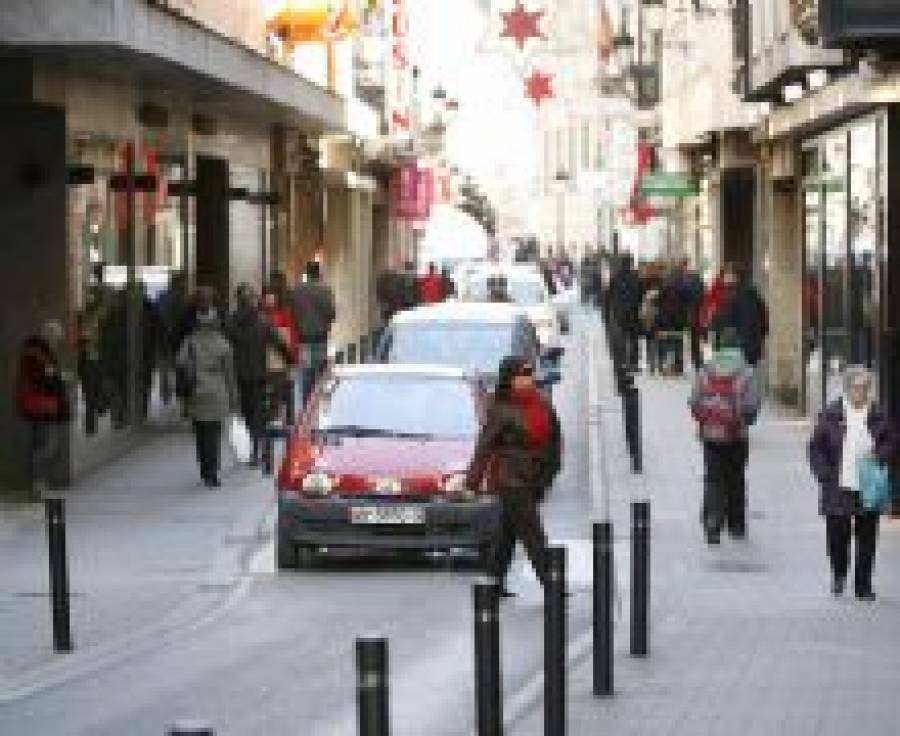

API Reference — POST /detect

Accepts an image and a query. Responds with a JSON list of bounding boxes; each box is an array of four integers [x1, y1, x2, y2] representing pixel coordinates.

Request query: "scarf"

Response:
[[840, 398, 874, 492], [510, 387, 551, 447]]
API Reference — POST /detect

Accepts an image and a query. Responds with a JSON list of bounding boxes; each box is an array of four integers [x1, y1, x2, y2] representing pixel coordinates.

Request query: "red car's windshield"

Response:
[[314, 375, 478, 440]]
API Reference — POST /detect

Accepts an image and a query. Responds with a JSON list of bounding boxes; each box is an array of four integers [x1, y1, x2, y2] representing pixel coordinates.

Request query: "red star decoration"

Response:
[[524, 69, 554, 107], [500, 0, 546, 51]]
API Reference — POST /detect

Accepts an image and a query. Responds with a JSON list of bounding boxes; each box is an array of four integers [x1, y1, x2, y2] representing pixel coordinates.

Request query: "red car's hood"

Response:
[[312, 436, 474, 478]]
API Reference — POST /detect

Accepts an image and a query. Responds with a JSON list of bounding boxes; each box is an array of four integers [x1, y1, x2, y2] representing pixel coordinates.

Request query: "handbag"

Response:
[[229, 416, 252, 464], [857, 456, 891, 512]]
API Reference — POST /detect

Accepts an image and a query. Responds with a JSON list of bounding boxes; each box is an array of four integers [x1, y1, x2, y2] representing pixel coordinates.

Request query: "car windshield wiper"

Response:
[[315, 425, 437, 439]]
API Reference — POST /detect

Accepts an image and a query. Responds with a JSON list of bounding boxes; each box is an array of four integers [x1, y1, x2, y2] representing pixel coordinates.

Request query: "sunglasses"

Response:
[[516, 366, 535, 377]]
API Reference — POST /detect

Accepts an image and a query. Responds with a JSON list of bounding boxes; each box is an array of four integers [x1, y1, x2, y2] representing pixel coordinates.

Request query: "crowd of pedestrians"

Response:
[[598, 248, 897, 601]]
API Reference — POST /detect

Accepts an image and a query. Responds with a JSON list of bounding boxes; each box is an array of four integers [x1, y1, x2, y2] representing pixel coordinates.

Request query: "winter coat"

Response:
[[227, 306, 291, 383], [291, 281, 336, 344], [688, 348, 761, 440], [709, 284, 769, 365], [16, 337, 70, 423], [177, 321, 238, 422], [607, 267, 643, 332], [466, 394, 562, 498], [808, 399, 897, 517], [655, 276, 688, 332]]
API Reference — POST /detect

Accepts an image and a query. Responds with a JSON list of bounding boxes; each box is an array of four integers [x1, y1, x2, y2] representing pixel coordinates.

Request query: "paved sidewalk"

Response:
[[0, 426, 274, 700], [517, 340, 900, 735]]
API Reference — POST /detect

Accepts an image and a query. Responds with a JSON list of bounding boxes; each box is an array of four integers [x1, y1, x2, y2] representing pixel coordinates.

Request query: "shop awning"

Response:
[[0, 0, 346, 134]]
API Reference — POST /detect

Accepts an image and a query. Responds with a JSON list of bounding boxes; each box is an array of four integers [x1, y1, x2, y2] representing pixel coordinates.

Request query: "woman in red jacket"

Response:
[[16, 320, 70, 496]]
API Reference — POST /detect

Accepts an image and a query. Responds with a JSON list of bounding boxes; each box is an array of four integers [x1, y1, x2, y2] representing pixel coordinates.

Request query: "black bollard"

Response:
[[262, 430, 274, 477], [473, 582, 502, 736], [545, 546, 567, 736], [167, 721, 215, 735], [592, 522, 614, 697], [630, 501, 650, 657], [623, 384, 642, 474], [357, 636, 390, 736], [44, 497, 72, 653]]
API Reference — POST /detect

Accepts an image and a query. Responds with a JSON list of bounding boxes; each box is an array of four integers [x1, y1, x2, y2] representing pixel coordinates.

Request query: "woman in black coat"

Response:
[[808, 366, 896, 600]]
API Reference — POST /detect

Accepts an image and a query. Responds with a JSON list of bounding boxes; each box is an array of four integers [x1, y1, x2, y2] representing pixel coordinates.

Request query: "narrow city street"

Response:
[[0, 318, 596, 736]]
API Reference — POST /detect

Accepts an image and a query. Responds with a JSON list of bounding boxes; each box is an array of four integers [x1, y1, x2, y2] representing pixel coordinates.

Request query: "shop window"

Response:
[[822, 133, 849, 404]]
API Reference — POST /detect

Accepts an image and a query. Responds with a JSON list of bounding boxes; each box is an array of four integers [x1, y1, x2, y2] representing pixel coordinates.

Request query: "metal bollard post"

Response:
[[623, 384, 642, 473], [357, 636, 390, 736], [545, 546, 567, 736], [167, 721, 215, 735], [473, 582, 502, 736], [630, 501, 650, 657], [44, 497, 72, 652], [262, 430, 274, 477], [593, 522, 614, 697]]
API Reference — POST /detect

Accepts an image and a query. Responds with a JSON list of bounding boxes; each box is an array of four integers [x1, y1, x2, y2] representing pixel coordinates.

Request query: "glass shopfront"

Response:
[[67, 130, 192, 468], [802, 112, 888, 416]]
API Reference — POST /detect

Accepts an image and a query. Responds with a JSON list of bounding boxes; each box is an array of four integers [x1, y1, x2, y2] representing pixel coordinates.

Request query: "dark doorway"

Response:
[[721, 167, 755, 274], [196, 155, 230, 306]]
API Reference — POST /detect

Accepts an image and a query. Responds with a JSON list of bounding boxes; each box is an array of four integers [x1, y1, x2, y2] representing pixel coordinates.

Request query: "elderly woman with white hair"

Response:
[[808, 366, 897, 601]]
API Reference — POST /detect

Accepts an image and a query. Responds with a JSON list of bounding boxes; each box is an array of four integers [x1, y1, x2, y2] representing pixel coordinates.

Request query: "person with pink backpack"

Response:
[[689, 328, 762, 544]]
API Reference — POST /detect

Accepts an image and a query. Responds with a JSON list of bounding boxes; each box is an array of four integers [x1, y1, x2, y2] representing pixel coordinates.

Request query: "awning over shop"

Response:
[[0, 0, 346, 134]]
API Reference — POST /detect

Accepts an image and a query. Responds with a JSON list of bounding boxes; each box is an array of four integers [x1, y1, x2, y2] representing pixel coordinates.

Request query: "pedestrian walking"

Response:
[[291, 261, 336, 406], [677, 259, 705, 373], [606, 253, 642, 372], [263, 273, 300, 423], [16, 319, 71, 498], [655, 264, 689, 376], [228, 284, 293, 466], [177, 288, 238, 487], [466, 356, 562, 597], [689, 328, 761, 544], [808, 366, 897, 600], [709, 264, 769, 367]]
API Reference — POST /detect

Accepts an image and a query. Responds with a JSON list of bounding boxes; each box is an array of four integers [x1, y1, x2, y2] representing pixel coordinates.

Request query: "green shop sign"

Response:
[[639, 172, 698, 197]]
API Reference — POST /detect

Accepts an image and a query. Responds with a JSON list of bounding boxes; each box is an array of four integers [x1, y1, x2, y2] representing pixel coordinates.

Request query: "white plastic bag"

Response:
[[229, 416, 252, 464]]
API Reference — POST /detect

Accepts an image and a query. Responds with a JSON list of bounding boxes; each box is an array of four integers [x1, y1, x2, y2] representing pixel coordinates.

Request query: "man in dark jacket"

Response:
[[291, 261, 336, 405], [606, 254, 643, 371], [709, 265, 769, 367], [466, 356, 563, 597], [228, 284, 293, 465]]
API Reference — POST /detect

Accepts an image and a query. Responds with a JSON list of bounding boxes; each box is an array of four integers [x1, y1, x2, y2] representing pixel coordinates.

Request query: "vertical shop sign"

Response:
[[390, 163, 433, 221], [388, 0, 411, 134]]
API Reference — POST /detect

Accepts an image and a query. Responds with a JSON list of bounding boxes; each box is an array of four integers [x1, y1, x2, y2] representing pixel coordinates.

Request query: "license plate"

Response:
[[350, 505, 425, 525]]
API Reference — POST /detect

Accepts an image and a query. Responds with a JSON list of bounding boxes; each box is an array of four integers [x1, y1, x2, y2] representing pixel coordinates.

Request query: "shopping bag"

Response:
[[229, 416, 252, 464], [857, 456, 891, 512]]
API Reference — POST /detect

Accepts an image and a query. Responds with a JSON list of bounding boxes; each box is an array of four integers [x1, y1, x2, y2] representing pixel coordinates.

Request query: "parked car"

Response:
[[374, 301, 562, 392], [458, 266, 562, 349], [276, 364, 500, 568]]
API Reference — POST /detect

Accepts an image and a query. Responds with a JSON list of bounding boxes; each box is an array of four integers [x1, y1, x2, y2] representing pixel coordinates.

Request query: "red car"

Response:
[[276, 364, 501, 568]]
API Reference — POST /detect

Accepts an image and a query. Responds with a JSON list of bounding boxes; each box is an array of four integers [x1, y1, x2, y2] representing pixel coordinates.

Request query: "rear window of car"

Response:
[[315, 375, 478, 438], [386, 322, 514, 376], [466, 274, 547, 305]]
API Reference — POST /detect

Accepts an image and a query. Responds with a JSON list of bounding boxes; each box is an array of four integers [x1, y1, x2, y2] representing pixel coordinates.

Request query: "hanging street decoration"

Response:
[[500, 0, 546, 51], [524, 68, 554, 107]]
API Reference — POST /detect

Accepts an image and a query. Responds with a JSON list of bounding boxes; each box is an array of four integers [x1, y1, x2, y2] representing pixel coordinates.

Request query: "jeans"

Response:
[[28, 421, 63, 494], [702, 439, 749, 538], [299, 341, 328, 406]]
